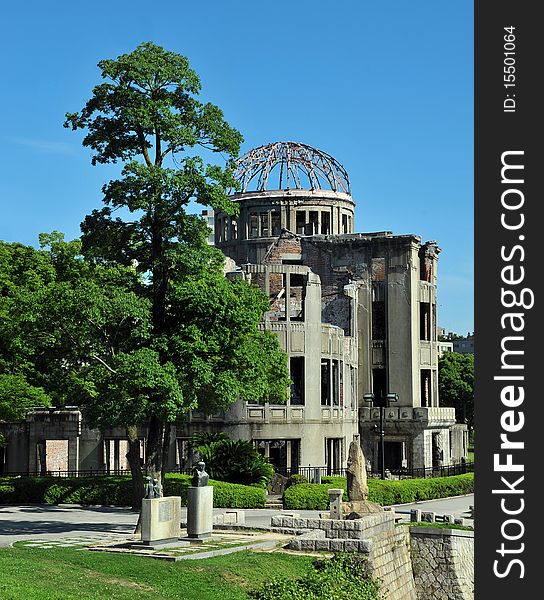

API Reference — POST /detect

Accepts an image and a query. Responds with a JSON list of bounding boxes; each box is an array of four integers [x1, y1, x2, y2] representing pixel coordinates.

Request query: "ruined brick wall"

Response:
[[301, 239, 353, 332]]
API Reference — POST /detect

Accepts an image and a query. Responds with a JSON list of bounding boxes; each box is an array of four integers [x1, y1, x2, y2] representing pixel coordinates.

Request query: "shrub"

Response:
[[165, 474, 266, 508], [283, 473, 474, 510], [0, 473, 266, 508], [250, 553, 382, 600], [283, 484, 348, 510], [193, 438, 274, 487], [286, 474, 309, 487]]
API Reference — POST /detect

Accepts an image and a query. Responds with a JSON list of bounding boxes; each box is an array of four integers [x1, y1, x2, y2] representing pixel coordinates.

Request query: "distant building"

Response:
[[201, 209, 215, 245], [437, 341, 454, 357], [453, 337, 474, 355]]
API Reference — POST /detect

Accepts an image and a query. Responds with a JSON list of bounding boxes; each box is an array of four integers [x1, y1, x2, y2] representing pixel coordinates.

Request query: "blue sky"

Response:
[[0, 1, 473, 334]]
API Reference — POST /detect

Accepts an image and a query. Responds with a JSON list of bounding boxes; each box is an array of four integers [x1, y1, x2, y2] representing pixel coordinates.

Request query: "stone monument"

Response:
[[342, 435, 382, 517], [140, 476, 182, 546], [187, 461, 213, 539]]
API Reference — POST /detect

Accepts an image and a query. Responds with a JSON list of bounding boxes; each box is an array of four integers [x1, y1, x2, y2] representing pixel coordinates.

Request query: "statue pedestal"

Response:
[[187, 486, 213, 539], [141, 496, 182, 545]]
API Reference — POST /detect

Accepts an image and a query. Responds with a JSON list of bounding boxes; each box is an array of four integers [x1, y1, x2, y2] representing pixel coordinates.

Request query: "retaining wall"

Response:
[[410, 527, 474, 600]]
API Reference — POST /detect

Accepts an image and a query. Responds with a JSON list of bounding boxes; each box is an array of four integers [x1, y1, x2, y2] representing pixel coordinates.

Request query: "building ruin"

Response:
[[0, 142, 467, 477]]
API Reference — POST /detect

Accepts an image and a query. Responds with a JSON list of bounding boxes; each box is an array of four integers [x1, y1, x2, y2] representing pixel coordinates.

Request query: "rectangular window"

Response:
[[351, 366, 357, 409], [309, 211, 319, 234], [372, 300, 385, 340], [332, 359, 340, 406], [342, 214, 348, 233], [420, 369, 431, 407], [372, 369, 387, 406], [271, 211, 281, 236], [289, 273, 305, 322], [321, 211, 330, 234], [371, 257, 386, 281], [260, 212, 269, 237], [420, 302, 431, 341], [420, 253, 432, 282], [249, 214, 259, 238], [296, 212, 306, 235], [321, 359, 331, 406], [290, 357, 305, 405], [231, 220, 238, 240]]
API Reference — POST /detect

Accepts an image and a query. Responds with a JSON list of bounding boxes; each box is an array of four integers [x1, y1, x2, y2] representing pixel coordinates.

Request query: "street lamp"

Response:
[[363, 392, 399, 480]]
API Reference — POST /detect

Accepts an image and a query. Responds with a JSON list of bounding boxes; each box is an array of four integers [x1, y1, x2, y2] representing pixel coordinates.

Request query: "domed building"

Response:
[[0, 142, 468, 479], [186, 142, 468, 476]]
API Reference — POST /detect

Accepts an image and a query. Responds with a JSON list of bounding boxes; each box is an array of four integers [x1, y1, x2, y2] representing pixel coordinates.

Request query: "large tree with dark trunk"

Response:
[[64, 42, 290, 503]]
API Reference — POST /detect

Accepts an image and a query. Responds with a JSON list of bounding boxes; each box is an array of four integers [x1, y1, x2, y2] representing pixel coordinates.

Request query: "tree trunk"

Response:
[[161, 423, 172, 482], [126, 424, 144, 510], [145, 414, 166, 485]]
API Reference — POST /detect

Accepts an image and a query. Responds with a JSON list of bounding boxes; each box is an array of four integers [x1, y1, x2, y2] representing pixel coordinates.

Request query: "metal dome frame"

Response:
[[233, 141, 351, 194]]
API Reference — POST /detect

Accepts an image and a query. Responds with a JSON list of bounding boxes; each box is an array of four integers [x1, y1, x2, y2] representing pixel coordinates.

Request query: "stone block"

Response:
[[344, 540, 359, 552], [226, 509, 245, 525], [288, 539, 302, 551], [300, 539, 316, 551], [411, 509, 422, 522], [141, 496, 182, 544], [330, 539, 345, 552], [315, 539, 331, 551], [422, 511, 435, 523], [356, 540, 372, 552], [270, 516, 282, 527]]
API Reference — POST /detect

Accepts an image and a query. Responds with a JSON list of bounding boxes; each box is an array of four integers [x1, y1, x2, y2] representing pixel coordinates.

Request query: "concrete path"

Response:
[[391, 494, 474, 520], [0, 494, 474, 547]]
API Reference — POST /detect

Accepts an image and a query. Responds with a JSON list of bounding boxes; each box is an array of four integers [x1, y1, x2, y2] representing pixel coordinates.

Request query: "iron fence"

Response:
[[1, 462, 473, 480]]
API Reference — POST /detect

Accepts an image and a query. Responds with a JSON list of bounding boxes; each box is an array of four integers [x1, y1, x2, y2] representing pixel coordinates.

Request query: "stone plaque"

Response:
[[159, 500, 173, 522]]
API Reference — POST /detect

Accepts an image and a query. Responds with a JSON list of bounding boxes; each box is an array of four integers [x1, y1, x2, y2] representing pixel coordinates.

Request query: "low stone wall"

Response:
[[271, 512, 395, 546], [410, 527, 474, 600], [271, 513, 416, 600]]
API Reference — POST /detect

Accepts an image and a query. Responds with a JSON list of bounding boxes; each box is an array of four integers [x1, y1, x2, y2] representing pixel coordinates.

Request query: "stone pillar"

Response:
[[67, 437, 79, 473], [328, 488, 344, 519], [187, 486, 214, 539]]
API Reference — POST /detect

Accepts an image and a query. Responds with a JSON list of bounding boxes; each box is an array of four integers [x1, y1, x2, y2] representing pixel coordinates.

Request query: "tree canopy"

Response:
[[63, 42, 290, 491], [438, 351, 474, 432]]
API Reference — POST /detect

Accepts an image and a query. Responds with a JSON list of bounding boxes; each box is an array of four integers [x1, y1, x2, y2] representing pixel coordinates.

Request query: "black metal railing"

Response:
[[274, 466, 347, 481], [384, 462, 474, 480], [0, 468, 133, 478], [1, 462, 473, 481]]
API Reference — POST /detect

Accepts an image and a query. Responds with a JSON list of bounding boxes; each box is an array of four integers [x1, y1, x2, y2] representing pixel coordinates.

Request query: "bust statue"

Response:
[[191, 461, 209, 487]]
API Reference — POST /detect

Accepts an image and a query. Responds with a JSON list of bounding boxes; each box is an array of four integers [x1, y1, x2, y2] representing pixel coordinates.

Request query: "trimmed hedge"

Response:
[[0, 473, 266, 508], [283, 473, 474, 510]]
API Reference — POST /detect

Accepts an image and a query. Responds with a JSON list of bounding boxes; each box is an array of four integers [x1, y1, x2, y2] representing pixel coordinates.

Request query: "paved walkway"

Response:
[[0, 494, 474, 547]]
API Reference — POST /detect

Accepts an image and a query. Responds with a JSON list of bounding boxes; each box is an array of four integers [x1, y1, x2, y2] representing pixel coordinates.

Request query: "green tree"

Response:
[[438, 352, 474, 432], [64, 42, 290, 490], [1, 234, 161, 504], [0, 240, 57, 421]]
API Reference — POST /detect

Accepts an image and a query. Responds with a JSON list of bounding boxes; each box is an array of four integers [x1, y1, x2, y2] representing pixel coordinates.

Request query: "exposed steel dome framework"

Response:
[[233, 141, 351, 195]]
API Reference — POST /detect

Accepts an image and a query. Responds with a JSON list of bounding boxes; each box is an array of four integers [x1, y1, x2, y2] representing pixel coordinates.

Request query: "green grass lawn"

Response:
[[0, 546, 314, 600]]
